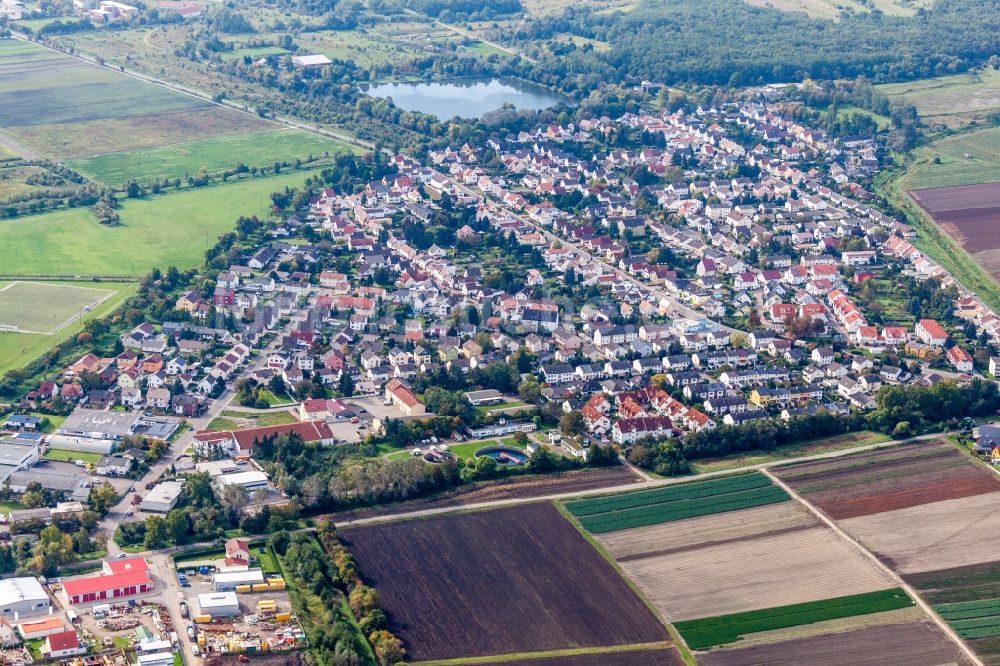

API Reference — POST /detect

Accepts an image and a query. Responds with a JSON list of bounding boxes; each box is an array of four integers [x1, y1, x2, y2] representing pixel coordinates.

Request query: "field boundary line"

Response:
[[761, 468, 983, 666], [408, 640, 676, 665]]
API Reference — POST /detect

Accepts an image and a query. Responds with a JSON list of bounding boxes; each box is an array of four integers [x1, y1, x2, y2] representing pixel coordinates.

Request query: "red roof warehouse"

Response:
[[62, 557, 153, 606]]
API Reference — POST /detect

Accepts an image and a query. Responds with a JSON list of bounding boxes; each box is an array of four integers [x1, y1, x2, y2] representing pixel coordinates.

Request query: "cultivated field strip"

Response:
[[674, 588, 914, 649], [340, 503, 668, 662], [907, 562, 1000, 605], [566, 472, 789, 533], [840, 491, 1000, 574], [597, 502, 815, 560], [775, 441, 1000, 519], [697, 620, 973, 666], [622, 525, 897, 621]]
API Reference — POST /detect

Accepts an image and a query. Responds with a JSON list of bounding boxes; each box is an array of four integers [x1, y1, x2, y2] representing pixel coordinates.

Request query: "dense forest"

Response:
[[503, 0, 1000, 92]]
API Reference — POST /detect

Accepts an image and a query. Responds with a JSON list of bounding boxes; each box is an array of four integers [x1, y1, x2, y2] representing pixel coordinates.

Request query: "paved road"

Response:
[[148, 552, 200, 664], [99, 309, 310, 554]]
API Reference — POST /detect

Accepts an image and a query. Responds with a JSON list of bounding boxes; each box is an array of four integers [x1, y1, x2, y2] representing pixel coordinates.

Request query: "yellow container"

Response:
[[256, 601, 276, 610], [235, 585, 252, 594], [193, 615, 212, 624], [197, 635, 206, 647], [251, 583, 270, 592], [274, 612, 291, 622], [267, 579, 286, 591], [261, 641, 269, 651]]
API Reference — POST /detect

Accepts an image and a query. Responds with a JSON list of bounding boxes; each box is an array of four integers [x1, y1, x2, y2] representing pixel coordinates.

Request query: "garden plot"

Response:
[[840, 491, 1000, 574], [775, 441, 999, 519]]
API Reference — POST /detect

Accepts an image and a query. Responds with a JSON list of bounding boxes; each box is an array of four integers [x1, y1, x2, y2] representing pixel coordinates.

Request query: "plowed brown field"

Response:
[[911, 184, 1000, 281], [340, 503, 668, 662], [698, 620, 972, 666], [775, 442, 999, 519]]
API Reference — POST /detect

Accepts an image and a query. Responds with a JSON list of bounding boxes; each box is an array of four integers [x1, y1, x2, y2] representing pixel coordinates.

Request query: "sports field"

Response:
[[0, 281, 114, 334], [67, 128, 359, 185], [0, 38, 270, 159], [0, 169, 319, 277], [0, 280, 136, 376]]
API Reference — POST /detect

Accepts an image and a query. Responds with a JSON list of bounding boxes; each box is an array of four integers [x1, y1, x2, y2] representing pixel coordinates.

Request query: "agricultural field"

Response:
[[908, 563, 1000, 663], [774, 441, 999, 519], [490, 647, 685, 666], [877, 68, 1000, 128], [689, 429, 890, 474], [610, 508, 895, 621], [899, 125, 1000, 190], [66, 128, 357, 186], [0, 281, 115, 334], [0, 169, 318, 277], [339, 503, 671, 662], [564, 472, 788, 533], [0, 38, 265, 159], [675, 588, 914, 649], [743, 0, 931, 18], [698, 620, 971, 665], [0, 281, 136, 376], [909, 183, 1000, 282]]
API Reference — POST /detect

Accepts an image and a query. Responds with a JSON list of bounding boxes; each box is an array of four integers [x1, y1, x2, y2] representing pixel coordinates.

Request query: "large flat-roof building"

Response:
[[197, 592, 240, 617], [140, 480, 184, 513], [213, 471, 268, 495], [212, 569, 264, 591], [58, 409, 141, 441], [0, 578, 50, 620]]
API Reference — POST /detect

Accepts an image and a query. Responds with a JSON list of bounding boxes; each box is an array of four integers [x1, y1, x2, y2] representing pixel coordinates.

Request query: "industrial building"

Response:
[[140, 480, 184, 513], [0, 577, 50, 619], [213, 470, 268, 495], [197, 592, 240, 617], [212, 569, 264, 591], [62, 557, 153, 606]]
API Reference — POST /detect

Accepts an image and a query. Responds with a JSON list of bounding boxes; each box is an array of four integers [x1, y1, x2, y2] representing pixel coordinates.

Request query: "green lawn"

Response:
[[0, 281, 137, 377], [260, 388, 294, 406], [901, 125, 1000, 190], [67, 128, 359, 186], [675, 589, 914, 649], [44, 449, 102, 464], [254, 544, 280, 574], [0, 501, 26, 512], [0, 170, 320, 277], [836, 105, 891, 130], [208, 409, 298, 432]]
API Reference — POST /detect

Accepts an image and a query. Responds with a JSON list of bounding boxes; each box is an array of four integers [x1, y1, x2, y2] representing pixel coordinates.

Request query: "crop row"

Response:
[[578, 484, 789, 534], [936, 597, 1000, 620], [566, 472, 773, 517], [674, 588, 913, 650]]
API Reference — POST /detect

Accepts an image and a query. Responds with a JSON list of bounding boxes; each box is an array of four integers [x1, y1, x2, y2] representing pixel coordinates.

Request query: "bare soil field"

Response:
[[698, 620, 971, 666], [840, 491, 1000, 574], [621, 525, 894, 621], [339, 503, 668, 662], [775, 441, 998, 519], [490, 646, 684, 666], [323, 466, 641, 523], [911, 184, 1000, 280], [597, 501, 815, 561]]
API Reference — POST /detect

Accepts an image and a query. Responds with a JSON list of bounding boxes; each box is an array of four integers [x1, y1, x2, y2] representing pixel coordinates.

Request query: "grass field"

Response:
[[220, 46, 290, 61], [877, 68, 1000, 127], [44, 449, 102, 464], [206, 409, 297, 432], [0, 281, 135, 376], [900, 126, 1000, 190], [0, 169, 319, 277], [0, 281, 114, 333], [675, 589, 914, 649], [566, 473, 788, 533], [66, 128, 358, 185], [690, 430, 890, 474], [0, 38, 270, 159]]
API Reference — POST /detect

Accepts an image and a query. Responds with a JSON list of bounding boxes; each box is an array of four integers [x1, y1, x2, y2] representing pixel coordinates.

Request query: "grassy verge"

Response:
[[675, 589, 914, 649], [690, 431, 891, 474]]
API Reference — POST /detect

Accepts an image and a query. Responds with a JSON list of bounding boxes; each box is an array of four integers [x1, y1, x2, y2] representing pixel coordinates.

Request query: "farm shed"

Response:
[[213, 569, 264, 591], [197, 592, 240, 617]]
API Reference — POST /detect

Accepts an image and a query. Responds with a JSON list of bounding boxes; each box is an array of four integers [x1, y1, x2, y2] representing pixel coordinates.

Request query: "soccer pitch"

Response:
[[0, 281, 115, 334]]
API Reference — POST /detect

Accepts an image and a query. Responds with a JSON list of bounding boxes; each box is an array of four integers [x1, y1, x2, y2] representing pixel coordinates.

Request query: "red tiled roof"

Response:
[[46, 630, 79, 652], [104, 556, 148, 576], [63, 569, 151, 597]]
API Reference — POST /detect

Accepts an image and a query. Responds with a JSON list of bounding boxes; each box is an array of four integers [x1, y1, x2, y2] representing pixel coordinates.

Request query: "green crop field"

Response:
[[0, 281, 115, 333], [936, 599, 1000, 640], [565, 473, 788, 533], [675, 589, 914, 649], [0, 280, 136, 376], [0, 169, 318, 277], [67, 128, 359, 185], [0, 38, 270, 159]]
